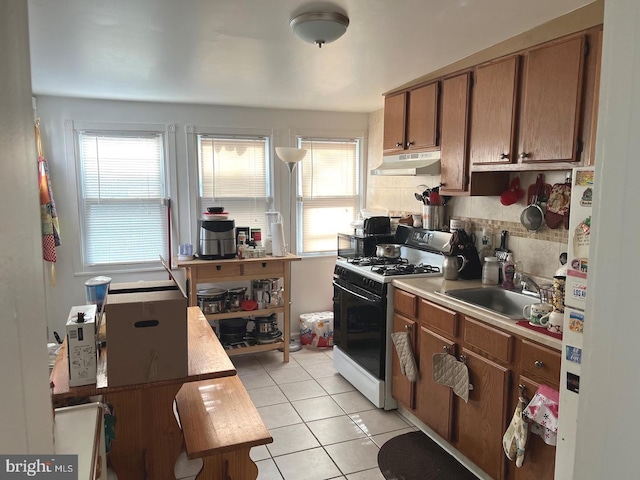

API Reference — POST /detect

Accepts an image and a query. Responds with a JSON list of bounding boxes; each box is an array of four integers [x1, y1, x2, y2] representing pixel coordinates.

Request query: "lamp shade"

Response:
[[276, 147, 307, 164], [290, 12, 349, 48]]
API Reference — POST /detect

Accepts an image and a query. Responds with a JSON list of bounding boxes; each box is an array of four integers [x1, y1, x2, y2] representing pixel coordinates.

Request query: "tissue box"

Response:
[[105, 288, 187, 387], [66, 304, 98, 387]]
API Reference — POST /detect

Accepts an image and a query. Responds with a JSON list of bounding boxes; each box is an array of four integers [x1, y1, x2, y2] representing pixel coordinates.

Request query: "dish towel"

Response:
[[432, 353, 471, 403], [36, 119, 61, 284], [503, 396, 529, 467], [391, 331, 419, 382], [523, 384, 560, 445]]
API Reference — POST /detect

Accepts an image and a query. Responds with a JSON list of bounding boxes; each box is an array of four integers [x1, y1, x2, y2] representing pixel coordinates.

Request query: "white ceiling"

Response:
[[27, 0, 593, 113]]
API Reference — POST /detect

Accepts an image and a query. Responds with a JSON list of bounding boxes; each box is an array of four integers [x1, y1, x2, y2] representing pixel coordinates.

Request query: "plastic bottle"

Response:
[[502, 253, 516, 290], [237, 232, 246, 259], [482, 257, 500, 285]]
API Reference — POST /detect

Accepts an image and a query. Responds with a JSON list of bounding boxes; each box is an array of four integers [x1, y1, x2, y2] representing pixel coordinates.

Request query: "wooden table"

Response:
[[50, 307, 237, 480]]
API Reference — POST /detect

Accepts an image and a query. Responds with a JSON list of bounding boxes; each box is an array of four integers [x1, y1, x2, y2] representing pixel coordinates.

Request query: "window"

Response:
[[76, 131, 168, 268], [297, 138, 360, 254], [197, 135, 271, 232]]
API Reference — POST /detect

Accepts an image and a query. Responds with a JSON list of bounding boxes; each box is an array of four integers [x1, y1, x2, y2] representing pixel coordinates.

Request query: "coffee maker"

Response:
[[198, 219, 236, 259]]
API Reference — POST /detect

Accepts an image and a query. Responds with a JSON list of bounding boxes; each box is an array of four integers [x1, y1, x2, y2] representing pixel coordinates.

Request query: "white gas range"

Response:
[[332, 229, 454, 409]]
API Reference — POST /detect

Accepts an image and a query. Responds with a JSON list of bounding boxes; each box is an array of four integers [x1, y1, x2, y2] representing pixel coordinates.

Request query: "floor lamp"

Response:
[[275, 147, 307, 352], [275, 147, 307, 253]]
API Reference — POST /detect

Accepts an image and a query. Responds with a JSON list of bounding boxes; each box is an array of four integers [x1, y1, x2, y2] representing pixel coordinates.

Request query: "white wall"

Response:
[[573, 1, 640, 478], [0, 0, 54, 453], [35, 96, 367, 337]]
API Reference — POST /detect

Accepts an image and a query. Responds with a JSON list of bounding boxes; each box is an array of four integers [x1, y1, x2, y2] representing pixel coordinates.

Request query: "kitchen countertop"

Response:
[[391, 277, 562, 351]]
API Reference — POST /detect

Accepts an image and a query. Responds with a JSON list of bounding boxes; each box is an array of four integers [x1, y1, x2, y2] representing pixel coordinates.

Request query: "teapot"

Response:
[[443, 254, 468, 281]]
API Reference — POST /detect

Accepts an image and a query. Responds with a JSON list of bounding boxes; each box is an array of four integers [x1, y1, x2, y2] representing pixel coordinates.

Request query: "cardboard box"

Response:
[[66, 305, 98, 387], [105, 287, 187, 387]]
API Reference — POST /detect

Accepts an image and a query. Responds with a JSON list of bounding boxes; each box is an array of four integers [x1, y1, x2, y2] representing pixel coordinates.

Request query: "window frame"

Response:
[[65, 120, 177, 275], [186, 125, 275, 246], [293, 129, 367, 257]]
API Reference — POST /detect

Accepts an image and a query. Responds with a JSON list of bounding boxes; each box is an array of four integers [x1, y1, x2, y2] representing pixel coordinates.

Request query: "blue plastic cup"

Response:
[[85, 276, 112, 309]]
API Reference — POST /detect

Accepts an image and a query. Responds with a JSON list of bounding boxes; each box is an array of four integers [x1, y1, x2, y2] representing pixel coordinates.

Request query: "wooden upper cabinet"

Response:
[[383, 83, 439, 154], [470, 56, 520, 165], [518, 35, 586, 163], [407, 82, 438, 150], [440, 72, 471, 193], [383, 92, 407, 153]]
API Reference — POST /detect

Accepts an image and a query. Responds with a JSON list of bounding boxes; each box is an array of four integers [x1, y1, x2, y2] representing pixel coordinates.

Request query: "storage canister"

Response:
[[482, 257, 500, 285], [227, 287, 247, 311]]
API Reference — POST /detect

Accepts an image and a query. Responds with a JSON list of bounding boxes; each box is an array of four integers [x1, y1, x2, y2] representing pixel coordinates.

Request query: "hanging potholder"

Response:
[[432, 353, 470, 403], [545, 182, 571, 229], [391, 331, 419, 382]]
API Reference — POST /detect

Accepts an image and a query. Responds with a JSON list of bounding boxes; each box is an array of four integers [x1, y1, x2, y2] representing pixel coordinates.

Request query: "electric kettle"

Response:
[[442, 255, 468, 281]]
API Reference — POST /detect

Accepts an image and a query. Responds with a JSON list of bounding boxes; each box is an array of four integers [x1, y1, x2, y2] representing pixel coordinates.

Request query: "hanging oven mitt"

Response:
[[523, 384, 560, 446], [432, 353, 470, 403], [503, 396, 529, 467], [545, 181, 571, 229], [391, 331, 419, 382]]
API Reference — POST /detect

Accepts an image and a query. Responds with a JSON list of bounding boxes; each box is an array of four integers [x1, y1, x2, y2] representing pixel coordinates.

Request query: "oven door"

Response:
[[332, 278, 386, 380]]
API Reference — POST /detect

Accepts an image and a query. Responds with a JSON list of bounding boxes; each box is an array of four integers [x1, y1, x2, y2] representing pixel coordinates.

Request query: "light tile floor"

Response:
[[175, 346, 417, 480]]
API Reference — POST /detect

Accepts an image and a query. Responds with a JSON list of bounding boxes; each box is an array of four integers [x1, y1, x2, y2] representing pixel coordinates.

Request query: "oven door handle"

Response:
[[332, 280, 380, 304]]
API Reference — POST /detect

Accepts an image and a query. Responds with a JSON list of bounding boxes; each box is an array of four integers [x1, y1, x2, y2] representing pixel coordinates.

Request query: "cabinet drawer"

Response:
[[418, 299, 458, 337], [520, 340, 561, 386], [463, 317, 513, 363], [242, 260, 285, 276], [394, 289, 417, 318], [196, 262, 243, 278]]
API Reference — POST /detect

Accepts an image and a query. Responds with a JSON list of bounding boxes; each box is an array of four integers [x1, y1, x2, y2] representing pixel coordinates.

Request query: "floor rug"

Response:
[[377, 431, 478, 480]]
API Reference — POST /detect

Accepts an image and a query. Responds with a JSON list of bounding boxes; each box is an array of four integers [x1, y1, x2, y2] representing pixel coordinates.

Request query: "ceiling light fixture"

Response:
[[289, 12, 349, 48]]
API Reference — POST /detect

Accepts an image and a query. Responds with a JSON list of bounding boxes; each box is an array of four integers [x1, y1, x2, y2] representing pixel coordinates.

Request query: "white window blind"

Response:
[[298, 138, 359, 253], [78, 132, 167, 267], [197, 135, 270, 232]]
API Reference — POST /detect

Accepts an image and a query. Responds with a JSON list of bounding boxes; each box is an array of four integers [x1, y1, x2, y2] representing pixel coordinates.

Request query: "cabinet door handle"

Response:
[[459, 355, 467, 364], [519, 152, 530, 159], [406, 141, 414, 147], [443, 345, 450, 354], [534, 360, 544, 369], [395, 142, 403, 147], [500, 153, 509, 160], [261, 262, 267, 268]]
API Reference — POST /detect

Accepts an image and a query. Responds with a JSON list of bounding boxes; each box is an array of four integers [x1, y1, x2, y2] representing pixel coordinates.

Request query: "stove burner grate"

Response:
[[371, 263, 441, 276], [348, 256, 409, 267]]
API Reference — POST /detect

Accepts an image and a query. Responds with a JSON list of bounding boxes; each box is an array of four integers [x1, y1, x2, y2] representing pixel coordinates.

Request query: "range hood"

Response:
[[371, 150, 441, 176]]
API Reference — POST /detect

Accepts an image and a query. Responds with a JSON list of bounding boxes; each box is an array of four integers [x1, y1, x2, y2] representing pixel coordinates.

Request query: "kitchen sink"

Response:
[[439, 286, 538, 320]]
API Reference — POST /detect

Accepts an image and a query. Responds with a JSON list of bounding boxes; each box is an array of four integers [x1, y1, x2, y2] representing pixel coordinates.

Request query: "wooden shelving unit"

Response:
[[175, 254, 301, 362]]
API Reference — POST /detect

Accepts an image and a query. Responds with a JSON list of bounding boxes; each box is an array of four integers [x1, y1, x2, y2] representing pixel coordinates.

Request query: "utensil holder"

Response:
[[422, 205, 444, 230]]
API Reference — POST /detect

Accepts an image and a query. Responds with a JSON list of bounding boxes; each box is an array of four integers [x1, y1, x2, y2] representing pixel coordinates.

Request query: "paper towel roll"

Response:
[[271, 222, 287, 257]]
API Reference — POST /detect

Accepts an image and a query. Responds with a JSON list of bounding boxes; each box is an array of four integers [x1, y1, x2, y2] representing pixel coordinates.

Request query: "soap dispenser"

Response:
[[502, 253, 516, 290]]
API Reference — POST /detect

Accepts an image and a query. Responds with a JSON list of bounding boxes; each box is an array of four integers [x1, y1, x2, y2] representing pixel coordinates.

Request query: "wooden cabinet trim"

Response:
[[463, 316, 513, 364], [418, 298, 458, 337], [394, 288, 418, 318], [520, 339, 562, 386]]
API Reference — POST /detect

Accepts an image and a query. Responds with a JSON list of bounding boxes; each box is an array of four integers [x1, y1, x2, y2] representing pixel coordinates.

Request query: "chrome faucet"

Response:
[[519, 274, 542, 301]]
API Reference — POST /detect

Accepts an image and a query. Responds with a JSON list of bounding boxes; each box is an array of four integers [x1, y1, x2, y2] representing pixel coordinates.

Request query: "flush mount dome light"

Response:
[[290, 12, 349, 48]]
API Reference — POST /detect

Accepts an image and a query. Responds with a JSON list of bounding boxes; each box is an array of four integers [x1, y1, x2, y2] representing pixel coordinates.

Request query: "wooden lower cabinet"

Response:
[[414, 326, 456, 441], [511, 378, 558, 480], [391, 313, 417, 409], [455, 348, 510, 480], [391, 288, 560, 480]]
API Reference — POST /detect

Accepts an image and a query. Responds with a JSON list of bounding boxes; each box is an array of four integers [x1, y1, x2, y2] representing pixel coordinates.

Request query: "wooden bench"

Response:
[[175, 376, 273, 480]]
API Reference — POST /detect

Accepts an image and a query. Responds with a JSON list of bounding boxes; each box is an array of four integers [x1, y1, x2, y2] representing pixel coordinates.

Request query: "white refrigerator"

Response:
[[555, 166, 594, 479]]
